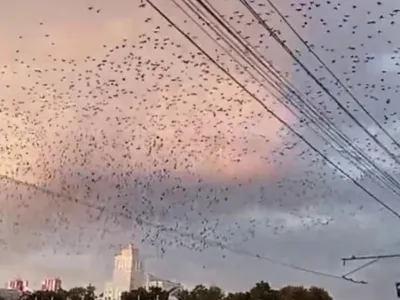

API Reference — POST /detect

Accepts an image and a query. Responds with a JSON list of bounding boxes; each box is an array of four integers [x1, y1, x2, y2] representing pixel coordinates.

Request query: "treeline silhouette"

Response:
[[171, 281, 332, 300], [13, 281, 332, 300]]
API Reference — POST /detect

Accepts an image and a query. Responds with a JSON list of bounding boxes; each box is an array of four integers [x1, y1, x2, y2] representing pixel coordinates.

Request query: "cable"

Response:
[[240, 0, 400, 170], [342, 258, 379, 278], [0, 172, 364, 284], [0, 0, 390, 285], [166, 2, 397, 278], [187, 0, 400, 197], [177, 0, 400, 199], [144, 0, 400, 220], [160, 227, 366, 284], [340, 253, 400, 281], [342, 254, 400, 263], [264, 0, 400, 152]]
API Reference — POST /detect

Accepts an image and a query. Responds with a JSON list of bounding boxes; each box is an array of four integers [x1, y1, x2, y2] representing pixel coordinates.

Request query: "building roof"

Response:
[[146, 274, 160, 281], [146, 273, 178, 283]]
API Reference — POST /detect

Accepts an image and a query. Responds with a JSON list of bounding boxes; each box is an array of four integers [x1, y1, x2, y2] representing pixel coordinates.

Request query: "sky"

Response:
[[1, 0, 400, 299]]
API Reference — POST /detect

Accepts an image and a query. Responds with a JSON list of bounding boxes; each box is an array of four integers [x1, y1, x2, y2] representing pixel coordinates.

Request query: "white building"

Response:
[[6, 279, 28, 292], [145, 274, 182, 292], [104, 245, 145, 300], [41, 278, 62, 291]]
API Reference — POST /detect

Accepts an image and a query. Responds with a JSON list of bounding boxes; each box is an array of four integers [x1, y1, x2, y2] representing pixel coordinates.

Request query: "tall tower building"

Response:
[[41, 278, 62, 291], [104, 245, 145, 300], [7, 279, 28, 292]]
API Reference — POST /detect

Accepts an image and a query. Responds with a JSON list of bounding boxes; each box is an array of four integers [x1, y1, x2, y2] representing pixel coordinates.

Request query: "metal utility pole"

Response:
[[396, 282, 400, 298], [342, 254, 400, 265], [340, 253, 400, 286]]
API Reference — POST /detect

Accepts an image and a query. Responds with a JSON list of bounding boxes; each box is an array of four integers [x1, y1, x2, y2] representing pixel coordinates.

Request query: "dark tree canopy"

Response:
[[175, 282, 332, 300], [21, 281, 332, 300], [122, 287, 169, 300], [25, 286, 96, 300]]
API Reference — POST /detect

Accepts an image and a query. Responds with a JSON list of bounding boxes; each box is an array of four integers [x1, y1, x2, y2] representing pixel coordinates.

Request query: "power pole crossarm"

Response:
[[342, 254, 400, 264]]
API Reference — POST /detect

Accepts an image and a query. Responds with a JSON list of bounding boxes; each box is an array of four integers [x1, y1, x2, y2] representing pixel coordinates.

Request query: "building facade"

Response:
[[41, 278, 62, 291], [144, 274, 182, 292], [104, 245, 145, 300], [6, 279, 28, 292]]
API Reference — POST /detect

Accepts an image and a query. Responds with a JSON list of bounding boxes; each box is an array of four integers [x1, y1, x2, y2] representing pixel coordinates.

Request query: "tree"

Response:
[[225, 292, 250, 300], [278, 285, 333, 300], [279, 286, 309, 300], [68, 287, 87, 300], [84, 285, 96, 300], [187, 285, 224, 300], [176, 289, 191, 300], [24, 287, 97, 300], [26, 291, 60, 300], [248, 281, 277, 300], [21, 281, 333, 300], [173, 282, 334, 300], [148, 286, 169, 300], [121, 287, 149, 300], [57, 289, 69, 300], [307, 287, 333, 300]]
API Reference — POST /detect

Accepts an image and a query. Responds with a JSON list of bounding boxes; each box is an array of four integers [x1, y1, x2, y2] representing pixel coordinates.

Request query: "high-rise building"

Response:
[[41, 278, 62, 291], [7, 279, 28, 292], [104, 244, 145, 300]]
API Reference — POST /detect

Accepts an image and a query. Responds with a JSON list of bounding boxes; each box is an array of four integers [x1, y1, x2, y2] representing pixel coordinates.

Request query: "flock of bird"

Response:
[[0, 0, 400, 278]]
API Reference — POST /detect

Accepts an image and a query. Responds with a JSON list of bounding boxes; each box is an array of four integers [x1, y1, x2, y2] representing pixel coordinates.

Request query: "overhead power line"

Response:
[[340, 253, 400, 280], [240, 0, 400, 169], [264, 0, 400, 152], [186, 0, 400, 199], [144, 0, 400, 283], [171, 2, 396, 280], [342, 258, 379, 280], [145, 0, 400, 220], [0, 0, 371, 284], [0, 172, 363, 284], [342, 254, 400, 264]]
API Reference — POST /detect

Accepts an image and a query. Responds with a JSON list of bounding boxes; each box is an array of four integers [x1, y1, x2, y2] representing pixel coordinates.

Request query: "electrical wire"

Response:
[[240, 0, 400, 170], [342, 254, 400, 263], [0, 1, 376, 280], [144, 0, 400, 220], [342, 258, 379, 278], [340, 254, 400, 279], [0, 0, 393, 286], [179, 0, 400, 196], [194, 0, 400, 192], [0, 172, 365, 284], [264, 0, 400, 152]]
